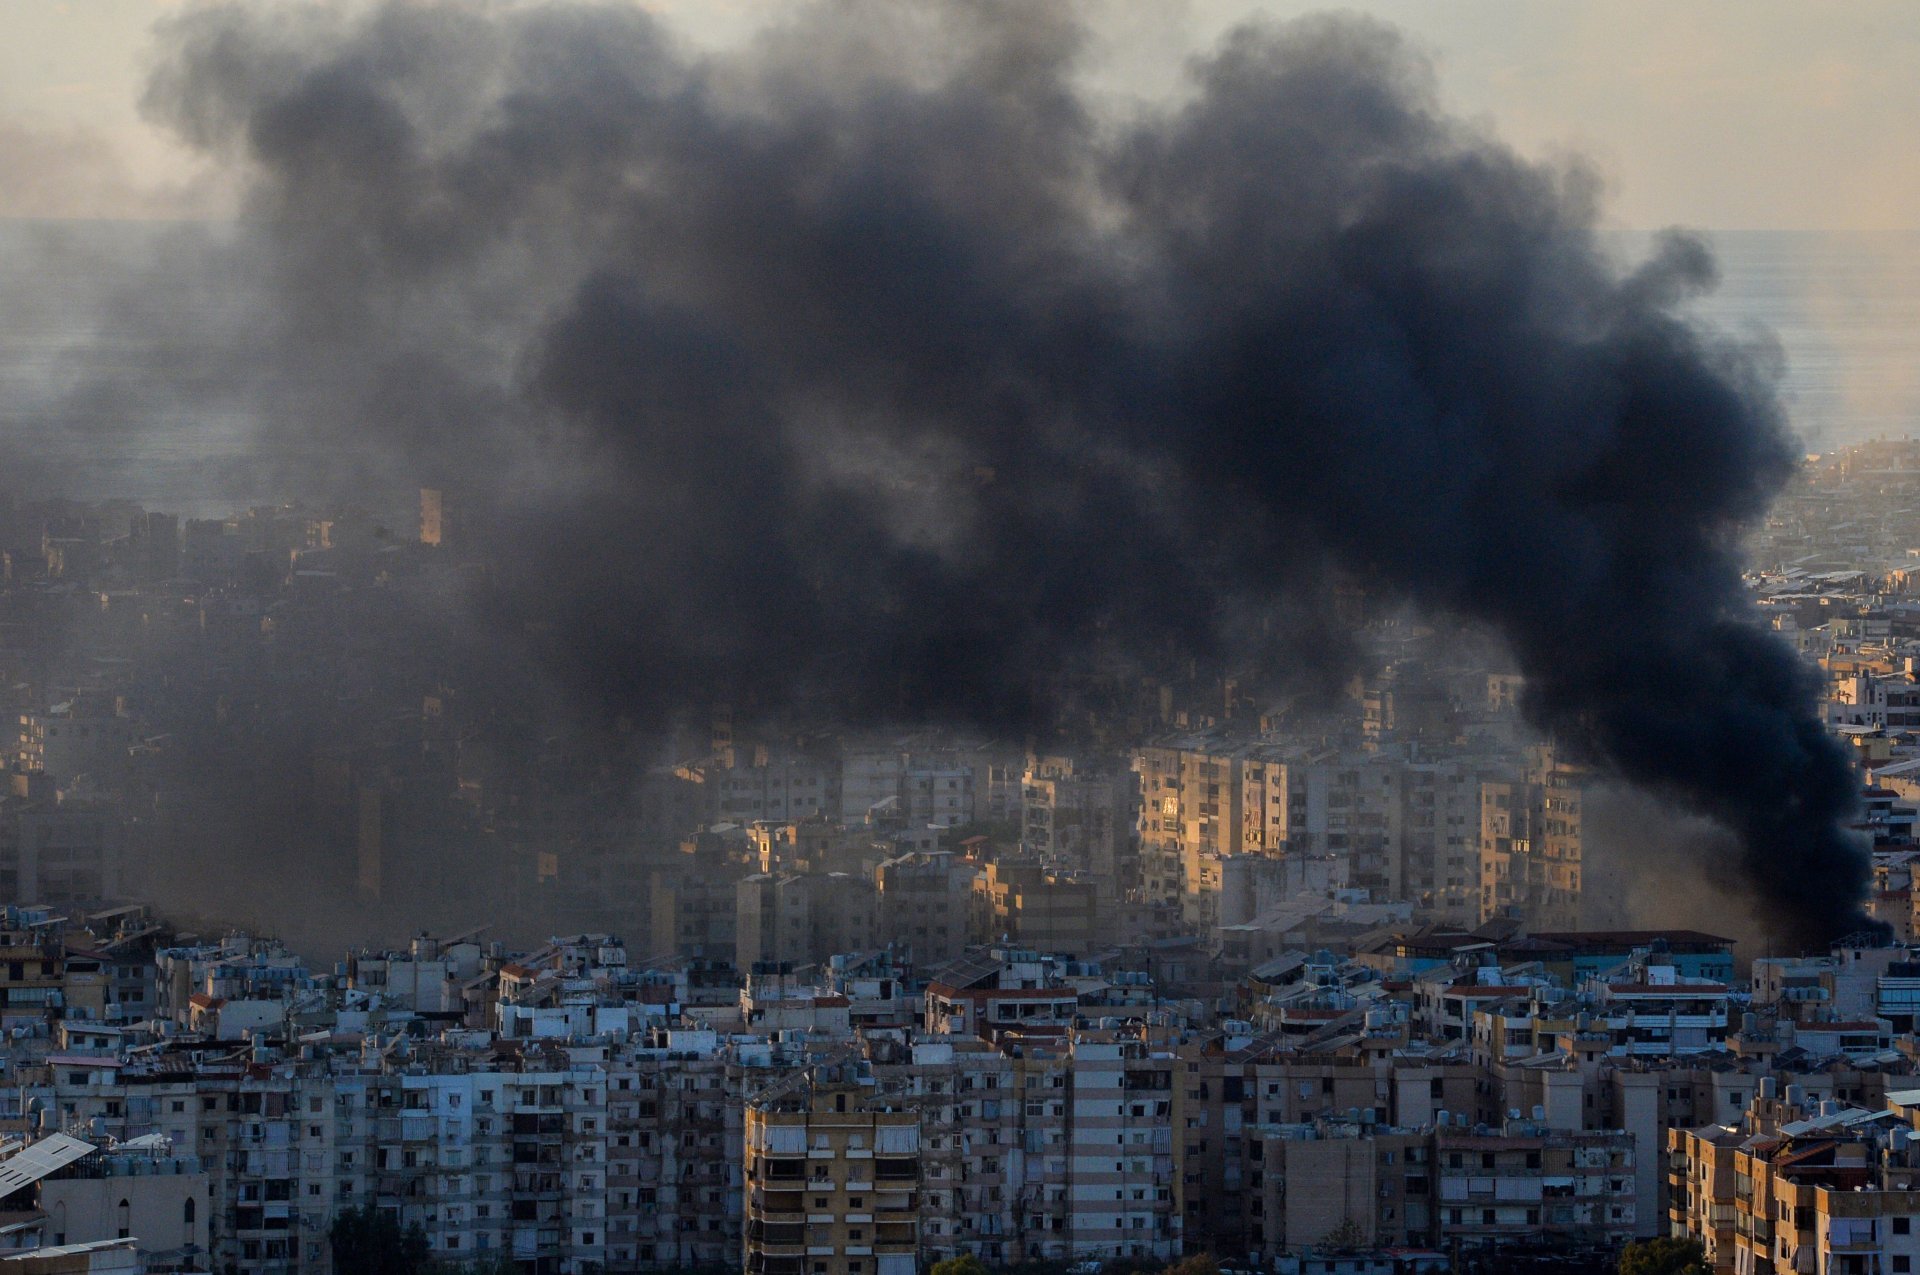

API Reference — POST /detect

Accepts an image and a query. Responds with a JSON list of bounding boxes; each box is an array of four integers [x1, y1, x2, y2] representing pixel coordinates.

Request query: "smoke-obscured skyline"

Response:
[[13, 0, 1858, 947]]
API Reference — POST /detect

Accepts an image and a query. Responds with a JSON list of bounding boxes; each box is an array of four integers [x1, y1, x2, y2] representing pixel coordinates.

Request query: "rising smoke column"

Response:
[[139, 1, 1869, 946]]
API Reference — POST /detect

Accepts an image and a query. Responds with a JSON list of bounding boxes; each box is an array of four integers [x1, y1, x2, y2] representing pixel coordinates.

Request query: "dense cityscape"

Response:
[[2, 2, 1917, 1274], [0, 442, 1914, 1272]]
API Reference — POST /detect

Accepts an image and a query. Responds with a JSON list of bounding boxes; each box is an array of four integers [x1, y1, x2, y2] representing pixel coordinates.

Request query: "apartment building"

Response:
[[1139, 739, 1524, 933], [0, 912, 65, 1032], [1432, 1122, 1638, 1250], [1021, 756, 1133, 886], [875, 1036, 1026, 1264], [1480, 745, 1589, 928], [715, 761, 840, 826], [743, 1061, 918, 1275], [971, 863, 1105, 958], [1668, 1081, 1920, 1275], [650, 870, 741, 962], [1247, 1120, 1431, 1253], [1134, 740, 1294, 928], [0, 794, 128, 906], [28, 1030, 758, 1275], [1170, 1040, 1481, 1256], [736, 874, 878, 974], [1402, 758, 1500, 928], [873, 852, 977, 968], [1063, 1030, 1179, 1259], [838, 747, 980, 829]]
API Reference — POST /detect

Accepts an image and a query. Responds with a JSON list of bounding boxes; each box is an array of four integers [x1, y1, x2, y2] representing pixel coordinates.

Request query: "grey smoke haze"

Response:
[[1580, 783, 1767, 953], [85, 0, 1870, 945]]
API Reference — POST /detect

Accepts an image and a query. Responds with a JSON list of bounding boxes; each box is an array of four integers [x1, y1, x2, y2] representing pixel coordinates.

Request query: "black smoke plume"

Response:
[[129, 1, 1868, 946]]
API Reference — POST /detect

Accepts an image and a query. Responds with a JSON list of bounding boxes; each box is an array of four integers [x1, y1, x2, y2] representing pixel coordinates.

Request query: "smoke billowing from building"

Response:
[[129, 1, 1868, 945]]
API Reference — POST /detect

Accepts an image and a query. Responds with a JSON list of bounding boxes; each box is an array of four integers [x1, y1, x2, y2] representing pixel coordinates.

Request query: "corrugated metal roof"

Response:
[[0, 1134, 94, 1196]]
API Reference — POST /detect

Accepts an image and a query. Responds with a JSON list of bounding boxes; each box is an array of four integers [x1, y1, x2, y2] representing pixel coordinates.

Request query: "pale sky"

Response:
[[0, 0, 1915, 229]]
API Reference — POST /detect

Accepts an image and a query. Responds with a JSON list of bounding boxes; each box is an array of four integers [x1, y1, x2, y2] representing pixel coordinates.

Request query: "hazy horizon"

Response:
[[1, 2, 1916, 232]]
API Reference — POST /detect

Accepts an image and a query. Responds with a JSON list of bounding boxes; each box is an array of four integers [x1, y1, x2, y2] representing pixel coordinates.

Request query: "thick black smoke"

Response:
[[136, 1, 1869, 945]]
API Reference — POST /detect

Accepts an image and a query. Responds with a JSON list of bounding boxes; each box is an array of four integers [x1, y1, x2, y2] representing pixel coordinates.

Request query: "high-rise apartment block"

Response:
[[1480, 745, 1589, 928], [743, 1062, 919, 1275]]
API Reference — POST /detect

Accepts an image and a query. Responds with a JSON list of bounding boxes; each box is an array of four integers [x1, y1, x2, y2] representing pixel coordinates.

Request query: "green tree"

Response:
[[1161, 1255, 1221, 1275], [1319, 1219, 1366, 1252], [441, 1257, 518, 1275], [1618, 1237, 1708, 1275], [930, 1257, 990, 1275], [327, 1204, 432, 1275]]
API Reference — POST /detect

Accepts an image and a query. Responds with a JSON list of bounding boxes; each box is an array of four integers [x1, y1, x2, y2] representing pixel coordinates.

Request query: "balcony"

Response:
[[749, 1189, 805, 1217], [875, 1157, 918, 1181], [746, 1222, 805, 1248], [1826, 1230, 1881, 1255], [751, 1242, 807, 1260], [760, 1157, 806, 1182]]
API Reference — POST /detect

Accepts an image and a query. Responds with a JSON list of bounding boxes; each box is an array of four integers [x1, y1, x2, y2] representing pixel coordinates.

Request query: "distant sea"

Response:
[[0, 219, 265, 518], [2, 220, 1917, 515], [1665, 230, 1920, 453]]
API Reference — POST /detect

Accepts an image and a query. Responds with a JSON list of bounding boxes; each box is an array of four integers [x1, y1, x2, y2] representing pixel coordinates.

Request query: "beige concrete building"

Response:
[[971, 863, 1105, 958], [38, 1141, 208, 1264], [743, 1062, 918, 1275], [873, 852, 978, 969], [1137, 739, 1503, 931], [1479, 745, 1589, 928], [1020, 756, 1132, 888], [1668, 1082, 1920, 1275], [1248, 1125, 1430, 1252], [1133, 740, 1292, 928], [736, 873, 877, 974]]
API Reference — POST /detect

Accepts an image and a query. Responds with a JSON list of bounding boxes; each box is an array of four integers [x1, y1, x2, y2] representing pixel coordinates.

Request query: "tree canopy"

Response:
[[327, 1204, 432, 1275], [1619, 1237, 1709, 1275]]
